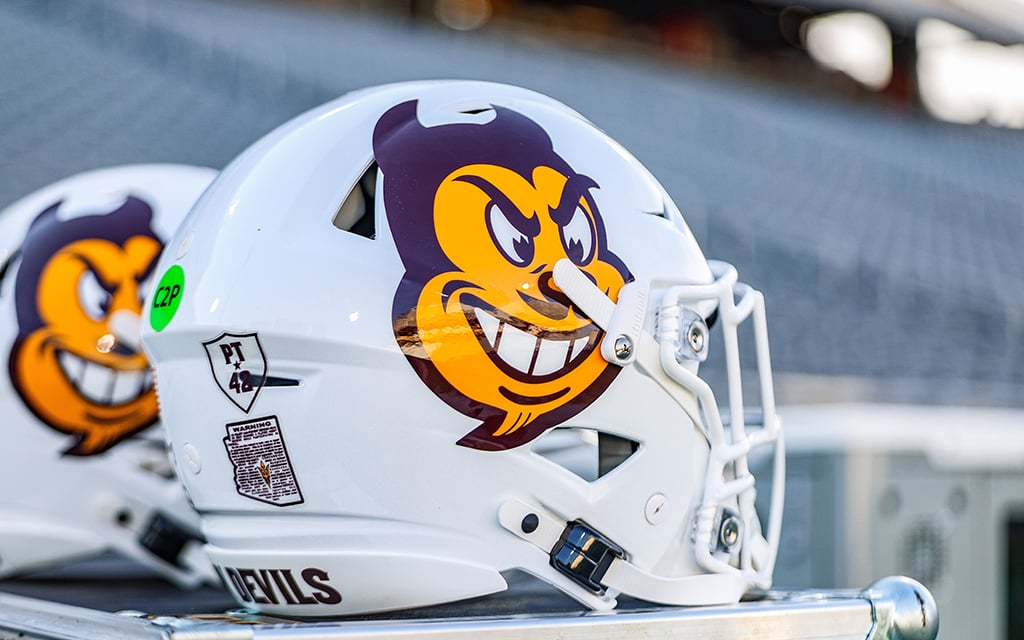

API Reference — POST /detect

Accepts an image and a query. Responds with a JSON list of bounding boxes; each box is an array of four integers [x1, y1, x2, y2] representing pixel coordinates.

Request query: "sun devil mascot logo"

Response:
[[373, 101, 632, 451], [6, 197, 164, 455]]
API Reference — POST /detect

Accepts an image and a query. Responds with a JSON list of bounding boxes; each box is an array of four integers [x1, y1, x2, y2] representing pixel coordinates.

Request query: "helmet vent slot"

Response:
[[642, 203, 672, 220], [332, 163, 377, 239], [0, 248, 21, 292], [532, 427, 639, 482]]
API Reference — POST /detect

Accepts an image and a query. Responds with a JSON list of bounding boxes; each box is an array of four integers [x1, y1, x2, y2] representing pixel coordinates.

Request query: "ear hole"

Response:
[[532, 427, 640, 482], [332, 163, 377, 239]]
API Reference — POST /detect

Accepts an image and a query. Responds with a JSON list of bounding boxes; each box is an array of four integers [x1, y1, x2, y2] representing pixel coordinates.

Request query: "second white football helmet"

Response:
[[0, 165, 216, 587]]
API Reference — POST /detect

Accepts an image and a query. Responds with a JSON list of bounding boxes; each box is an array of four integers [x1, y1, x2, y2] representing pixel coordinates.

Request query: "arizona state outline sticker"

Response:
[[223, 415, 303, 507]]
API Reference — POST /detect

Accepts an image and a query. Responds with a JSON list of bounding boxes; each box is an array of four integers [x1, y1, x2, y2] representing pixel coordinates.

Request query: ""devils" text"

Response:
[[217, 565, 342, 605]]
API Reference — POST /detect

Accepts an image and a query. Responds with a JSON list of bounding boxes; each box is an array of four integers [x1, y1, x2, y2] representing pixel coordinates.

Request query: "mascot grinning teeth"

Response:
[[374, 100, 632, 451], [6, 197, 163, 455]]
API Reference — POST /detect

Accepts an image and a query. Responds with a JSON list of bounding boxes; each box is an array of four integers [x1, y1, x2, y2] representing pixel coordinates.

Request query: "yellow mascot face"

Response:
[[6, 198, 163, 455], [374, 101, 631, 450]]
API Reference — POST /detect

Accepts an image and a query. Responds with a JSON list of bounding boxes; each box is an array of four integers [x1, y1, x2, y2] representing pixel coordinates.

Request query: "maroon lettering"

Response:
[[302, 568, 343, 605], [283, 569, 317, 604], [216, 565, 341, 606], [269, 569, 299, 605], [252, 569, 280, 605], [220, 341, 245, 364], [239, 569, 271, 605], [220, 566, 254, 603]]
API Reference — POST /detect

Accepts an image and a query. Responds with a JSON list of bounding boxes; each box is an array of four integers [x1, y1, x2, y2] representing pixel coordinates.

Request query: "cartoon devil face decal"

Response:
[[374, 101, 631, 451], [6, 197, 163, 455]]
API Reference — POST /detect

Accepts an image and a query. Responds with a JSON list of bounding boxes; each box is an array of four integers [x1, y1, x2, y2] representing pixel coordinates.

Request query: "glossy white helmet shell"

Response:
[[142, 81, 783, 614]]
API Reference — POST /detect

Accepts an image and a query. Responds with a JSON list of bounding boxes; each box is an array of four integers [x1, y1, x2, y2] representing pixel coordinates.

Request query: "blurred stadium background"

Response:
[[6, 0, 1023, 408], [2, 0, 1023, 637]]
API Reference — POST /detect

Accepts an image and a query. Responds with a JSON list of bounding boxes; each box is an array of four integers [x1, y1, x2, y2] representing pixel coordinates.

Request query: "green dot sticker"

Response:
[[150, 264, 185, 332]]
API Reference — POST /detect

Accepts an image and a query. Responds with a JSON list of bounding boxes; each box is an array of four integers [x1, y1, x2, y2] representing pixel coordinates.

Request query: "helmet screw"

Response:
[[176, 232, 194, 260], [688, 323, 706, 354], [614, 335, 633, 360], [115, 509, 133, 527], [645, 493, 668, 525], [521, 513, 539, 534], [182, 442, 202, 474], [720, 515, 741, 548], [674, 311, 709, 363]]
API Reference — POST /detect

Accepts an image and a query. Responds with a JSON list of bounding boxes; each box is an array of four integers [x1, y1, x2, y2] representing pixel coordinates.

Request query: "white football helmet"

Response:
[[141, 81, 784, 615], [0, 165, 216, 587]]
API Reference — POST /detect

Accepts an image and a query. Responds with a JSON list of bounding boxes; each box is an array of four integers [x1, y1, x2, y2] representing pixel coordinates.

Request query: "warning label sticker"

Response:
[[223, 415, 303, 507]]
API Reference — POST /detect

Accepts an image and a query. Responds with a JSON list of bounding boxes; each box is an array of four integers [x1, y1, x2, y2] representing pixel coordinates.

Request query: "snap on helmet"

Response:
[[142, 81, 784, 614]]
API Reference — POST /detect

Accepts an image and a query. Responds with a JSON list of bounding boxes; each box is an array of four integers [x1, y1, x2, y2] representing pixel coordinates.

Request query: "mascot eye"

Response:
[[78, 269, 111, 321], [488, 202, 534, 266], [560, 205, 596, 266]]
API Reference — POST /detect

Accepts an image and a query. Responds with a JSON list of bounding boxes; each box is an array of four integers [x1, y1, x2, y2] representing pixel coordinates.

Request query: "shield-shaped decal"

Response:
[[203, 332, 267, 413]]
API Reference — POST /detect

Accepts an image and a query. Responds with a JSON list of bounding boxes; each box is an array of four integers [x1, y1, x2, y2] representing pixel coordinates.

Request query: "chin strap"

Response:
[[499, 498, 747, 607], [137, 512, 215, 586], [94, 489, 216, 588]]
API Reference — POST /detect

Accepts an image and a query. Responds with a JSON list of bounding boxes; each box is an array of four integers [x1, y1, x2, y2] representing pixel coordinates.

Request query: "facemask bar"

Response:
[[653, 260, 783, 589], [552, 258, 784, 596]]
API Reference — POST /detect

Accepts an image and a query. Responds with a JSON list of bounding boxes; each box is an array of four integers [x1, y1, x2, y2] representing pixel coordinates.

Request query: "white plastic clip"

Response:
[[552, 259, 647, 366]]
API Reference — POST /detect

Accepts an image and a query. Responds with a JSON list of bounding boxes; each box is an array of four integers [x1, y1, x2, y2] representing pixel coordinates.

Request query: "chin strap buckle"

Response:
[[550, 521, 624, 595], [138, 512, 203, 569], [499, 498, 750, 606]]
